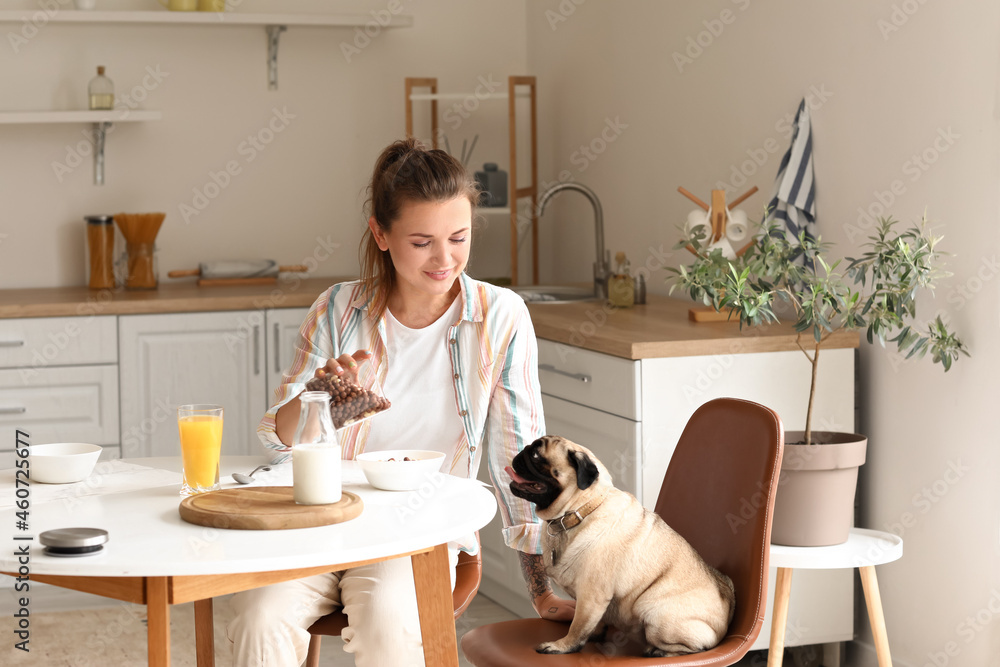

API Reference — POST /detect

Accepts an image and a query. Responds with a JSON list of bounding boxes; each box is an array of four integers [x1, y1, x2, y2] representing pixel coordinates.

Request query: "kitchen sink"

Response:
[[511, 285, 599, 304]]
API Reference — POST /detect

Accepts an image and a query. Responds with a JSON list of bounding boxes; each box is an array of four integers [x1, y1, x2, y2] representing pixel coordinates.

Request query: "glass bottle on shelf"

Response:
[[88, 66, 114, 110], [292, 391, 342, 505]]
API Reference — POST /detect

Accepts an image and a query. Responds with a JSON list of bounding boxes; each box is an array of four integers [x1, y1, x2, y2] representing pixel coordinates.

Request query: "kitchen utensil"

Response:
[[464, 134, 479, 167], [178, 487, 363, 530], [39, 528, 108, 557], [356, 450, 446, 491], [232, 464, 272, 485], [168, 260, 308, 287], [85, 215, 117, 289], [115, 212, 165, 290], [292, 392, 341, 505], [28, 443, 102, 484], [178, 404, 223, 496]]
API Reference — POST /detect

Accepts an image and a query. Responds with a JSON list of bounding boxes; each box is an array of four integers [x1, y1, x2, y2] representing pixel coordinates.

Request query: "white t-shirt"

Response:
[[363, 297, 465, 473]]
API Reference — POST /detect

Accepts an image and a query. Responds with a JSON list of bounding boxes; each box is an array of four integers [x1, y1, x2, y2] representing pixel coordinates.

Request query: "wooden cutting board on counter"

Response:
[[179, 487, 363, 530]]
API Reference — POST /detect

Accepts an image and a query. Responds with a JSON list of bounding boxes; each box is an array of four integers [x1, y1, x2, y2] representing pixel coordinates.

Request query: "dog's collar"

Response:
[[546, 490, 609, 535]]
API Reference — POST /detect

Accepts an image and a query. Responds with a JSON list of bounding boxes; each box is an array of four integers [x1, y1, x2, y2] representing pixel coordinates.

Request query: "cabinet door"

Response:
[[119, 311, 266, 458], [476, 394, 641, 619], [265, 308, 309, 407]]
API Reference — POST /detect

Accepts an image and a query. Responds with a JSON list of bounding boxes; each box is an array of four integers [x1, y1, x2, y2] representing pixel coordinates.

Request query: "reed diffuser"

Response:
[[115, 213, 165, 289]]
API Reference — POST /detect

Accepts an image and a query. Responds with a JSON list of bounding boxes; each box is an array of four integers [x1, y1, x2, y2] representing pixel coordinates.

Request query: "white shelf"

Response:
[[0, 10, 413, 28], [408, 92, 530, 102], [0, 110, 161, 125]]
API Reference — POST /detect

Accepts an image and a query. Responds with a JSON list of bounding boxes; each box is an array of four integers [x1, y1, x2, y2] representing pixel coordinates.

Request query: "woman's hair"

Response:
[[360, 137, 479, 322]]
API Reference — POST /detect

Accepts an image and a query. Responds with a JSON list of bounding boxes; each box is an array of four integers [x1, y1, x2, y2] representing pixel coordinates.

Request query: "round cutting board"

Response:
[[179, 486, 363, 530]]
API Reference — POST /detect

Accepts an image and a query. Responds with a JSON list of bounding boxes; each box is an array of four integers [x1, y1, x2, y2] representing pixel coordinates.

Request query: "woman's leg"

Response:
[[227, 573, 340, 667], [339, 548, 460, 667]]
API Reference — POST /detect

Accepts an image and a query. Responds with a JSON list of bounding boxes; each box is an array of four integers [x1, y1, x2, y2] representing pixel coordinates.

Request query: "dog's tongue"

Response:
[[505, 466, 531, 485]]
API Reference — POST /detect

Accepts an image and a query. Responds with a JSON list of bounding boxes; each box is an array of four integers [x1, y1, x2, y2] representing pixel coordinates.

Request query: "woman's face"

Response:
[[370, 196, 473, 300]]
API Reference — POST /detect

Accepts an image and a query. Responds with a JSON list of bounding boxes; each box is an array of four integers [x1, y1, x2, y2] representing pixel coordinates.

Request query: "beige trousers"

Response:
[[227, 548, 459, 667]]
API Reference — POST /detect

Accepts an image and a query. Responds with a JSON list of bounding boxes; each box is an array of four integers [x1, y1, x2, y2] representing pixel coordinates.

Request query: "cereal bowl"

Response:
[[28, 443, 102, 484], [356, 450, 446, 491]]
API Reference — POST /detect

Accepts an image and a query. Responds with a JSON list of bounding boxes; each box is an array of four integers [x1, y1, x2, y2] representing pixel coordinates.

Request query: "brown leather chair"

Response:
[[461, 398, 784, 666], [304, 534, 482, 667]]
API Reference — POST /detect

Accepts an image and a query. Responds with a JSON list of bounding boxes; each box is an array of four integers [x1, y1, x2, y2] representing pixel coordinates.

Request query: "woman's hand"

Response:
[[315, 350, 371, 384], [532, 590, 576, 622]]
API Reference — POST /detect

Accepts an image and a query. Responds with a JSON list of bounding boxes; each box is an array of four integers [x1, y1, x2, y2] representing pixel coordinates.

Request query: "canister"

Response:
[[85, 215, 116, 289]]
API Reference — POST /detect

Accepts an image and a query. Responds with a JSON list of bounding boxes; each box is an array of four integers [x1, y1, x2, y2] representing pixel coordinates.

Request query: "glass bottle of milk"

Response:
[[292, 391, 342, 505]]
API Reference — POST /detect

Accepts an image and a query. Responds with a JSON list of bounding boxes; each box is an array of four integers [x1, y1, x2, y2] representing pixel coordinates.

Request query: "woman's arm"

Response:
[[519, 552, 575, 621]]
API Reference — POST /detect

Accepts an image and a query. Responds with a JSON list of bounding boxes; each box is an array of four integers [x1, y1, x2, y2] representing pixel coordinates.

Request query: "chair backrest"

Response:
[[654, 398, 783, 647], [453, 541, 483, 618]]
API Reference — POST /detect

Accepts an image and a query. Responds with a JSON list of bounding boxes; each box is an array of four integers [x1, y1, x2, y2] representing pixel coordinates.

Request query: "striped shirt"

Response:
[[257, 272, 546, 554]]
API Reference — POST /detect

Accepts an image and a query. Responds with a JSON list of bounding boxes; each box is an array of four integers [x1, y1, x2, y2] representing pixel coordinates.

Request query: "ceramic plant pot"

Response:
[[770, 431, 868, 547]]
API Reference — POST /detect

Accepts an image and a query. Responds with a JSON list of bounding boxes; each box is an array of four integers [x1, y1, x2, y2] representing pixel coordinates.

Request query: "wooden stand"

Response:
[[405, 76, 539, 285], [677, 185, 757, 322]]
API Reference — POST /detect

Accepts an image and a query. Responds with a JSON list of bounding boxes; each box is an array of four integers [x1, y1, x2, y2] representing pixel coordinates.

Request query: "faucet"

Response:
[[537, 182, 610, 299]]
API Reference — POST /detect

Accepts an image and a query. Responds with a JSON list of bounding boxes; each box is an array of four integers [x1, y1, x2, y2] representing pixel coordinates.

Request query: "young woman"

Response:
[[227, 138, 574, 666]]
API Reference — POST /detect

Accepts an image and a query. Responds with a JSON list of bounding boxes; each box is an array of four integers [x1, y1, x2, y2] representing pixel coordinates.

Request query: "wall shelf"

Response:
[[0, 109, 162, 185], [0, 10, 413, 27], [0, 110, 161, 124], [0, 10, 413, 90]]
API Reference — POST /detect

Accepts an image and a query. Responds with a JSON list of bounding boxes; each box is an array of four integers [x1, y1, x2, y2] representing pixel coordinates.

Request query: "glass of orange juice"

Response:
[[178, 404, 223, 496]]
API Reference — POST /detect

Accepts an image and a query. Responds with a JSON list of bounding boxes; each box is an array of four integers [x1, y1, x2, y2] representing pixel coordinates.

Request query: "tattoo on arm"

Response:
[[519, 551, 551, 600]]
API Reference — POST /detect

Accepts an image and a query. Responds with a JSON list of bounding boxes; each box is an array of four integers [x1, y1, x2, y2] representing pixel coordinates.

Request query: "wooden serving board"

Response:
[[178, 487, 363, 530]]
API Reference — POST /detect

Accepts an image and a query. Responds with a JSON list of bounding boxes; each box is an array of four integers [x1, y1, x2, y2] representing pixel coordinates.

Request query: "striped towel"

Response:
[[767, 98, 817, 266]]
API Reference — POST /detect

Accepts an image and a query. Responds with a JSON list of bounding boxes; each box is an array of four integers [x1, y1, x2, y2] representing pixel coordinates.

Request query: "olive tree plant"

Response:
[[668, 214, 968, 445]]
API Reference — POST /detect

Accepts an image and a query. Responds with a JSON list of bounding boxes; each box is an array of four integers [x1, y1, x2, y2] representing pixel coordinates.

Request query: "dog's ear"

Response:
[[568, 450, 599, 490]]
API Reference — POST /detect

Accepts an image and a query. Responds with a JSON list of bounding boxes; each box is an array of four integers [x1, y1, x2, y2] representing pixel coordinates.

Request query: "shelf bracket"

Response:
[[93, 121, 111, 186], [266, 25, 287, 91]]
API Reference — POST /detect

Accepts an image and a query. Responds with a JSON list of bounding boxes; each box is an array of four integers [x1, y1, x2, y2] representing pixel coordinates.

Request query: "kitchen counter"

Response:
[[0, 277, 350, 318], [526, 294, 859, 360]]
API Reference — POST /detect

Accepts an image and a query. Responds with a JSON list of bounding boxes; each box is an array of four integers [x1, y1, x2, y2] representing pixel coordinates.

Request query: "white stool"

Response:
[[767, 528, 903, 667]]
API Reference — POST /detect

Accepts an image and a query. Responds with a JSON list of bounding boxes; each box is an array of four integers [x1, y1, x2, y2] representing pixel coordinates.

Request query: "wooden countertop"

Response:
[[0, 277, 349, 318], [0, 280, 858, 360], [526, 294, 859, 360]]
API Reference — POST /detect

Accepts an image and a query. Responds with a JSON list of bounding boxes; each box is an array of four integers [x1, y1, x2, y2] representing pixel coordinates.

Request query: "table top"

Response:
[[0, 456, 497, 578], [770, 528, 903, 569]]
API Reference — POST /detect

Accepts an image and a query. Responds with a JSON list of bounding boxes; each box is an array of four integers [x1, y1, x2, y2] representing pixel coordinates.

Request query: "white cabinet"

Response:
[[0, 316, 120, 465], [265, 307, 309, 407], [118, 311, 266, 458], [479, 337, 855, 652]]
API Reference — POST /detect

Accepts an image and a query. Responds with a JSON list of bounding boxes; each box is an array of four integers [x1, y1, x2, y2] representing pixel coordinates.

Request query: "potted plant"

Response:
[[668, 213, 968, 545]]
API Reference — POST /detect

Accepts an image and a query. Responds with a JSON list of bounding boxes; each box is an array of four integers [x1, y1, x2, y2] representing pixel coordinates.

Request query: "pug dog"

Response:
[[506, 435, 735, 657]]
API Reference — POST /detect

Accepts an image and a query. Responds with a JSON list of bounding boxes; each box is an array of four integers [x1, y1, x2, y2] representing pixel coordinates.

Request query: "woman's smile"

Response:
[[424, 268, 453, 281]]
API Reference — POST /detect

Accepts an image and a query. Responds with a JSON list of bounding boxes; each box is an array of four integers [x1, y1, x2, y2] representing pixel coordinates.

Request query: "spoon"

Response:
[[232, 465, 271, 485]]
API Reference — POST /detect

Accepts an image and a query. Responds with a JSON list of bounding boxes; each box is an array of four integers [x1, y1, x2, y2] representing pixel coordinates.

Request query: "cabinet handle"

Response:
[[0, 406, 27, 414], [538, 364, 591, 383], [0, 340, 25, 347], [273, 323, 281, 373], [253, 325, 260, 376]]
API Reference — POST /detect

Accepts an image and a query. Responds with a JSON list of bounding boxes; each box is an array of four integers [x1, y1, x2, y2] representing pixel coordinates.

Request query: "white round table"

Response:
[[0, 455, 497, 667], [766, 528, 903, 667]]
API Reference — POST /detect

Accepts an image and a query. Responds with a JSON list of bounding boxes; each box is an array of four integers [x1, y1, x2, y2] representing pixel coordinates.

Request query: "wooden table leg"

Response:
[[767, 567, 793, 667], [146, 577, 171, 667], [195, 598, 216, 667], [412, 545, 458, 667], [860, 566, 893, 667]]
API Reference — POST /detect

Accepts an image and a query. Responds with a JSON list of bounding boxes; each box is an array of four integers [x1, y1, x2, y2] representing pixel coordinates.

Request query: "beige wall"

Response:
[[526, 1, 1000, 664], [1, 0, 527, 289]]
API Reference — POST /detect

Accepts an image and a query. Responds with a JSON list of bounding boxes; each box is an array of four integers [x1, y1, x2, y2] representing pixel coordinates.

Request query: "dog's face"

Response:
[[507, 435, 606, 515]]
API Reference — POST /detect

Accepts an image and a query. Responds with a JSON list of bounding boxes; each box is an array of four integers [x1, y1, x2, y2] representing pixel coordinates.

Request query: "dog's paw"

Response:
[[643, 647, 668, 658], [536, 640, 583, 654]]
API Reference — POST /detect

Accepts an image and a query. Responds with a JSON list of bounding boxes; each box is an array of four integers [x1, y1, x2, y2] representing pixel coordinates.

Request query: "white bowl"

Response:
[[28, 443, 102, 484], [356, 450, 446, 491]]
